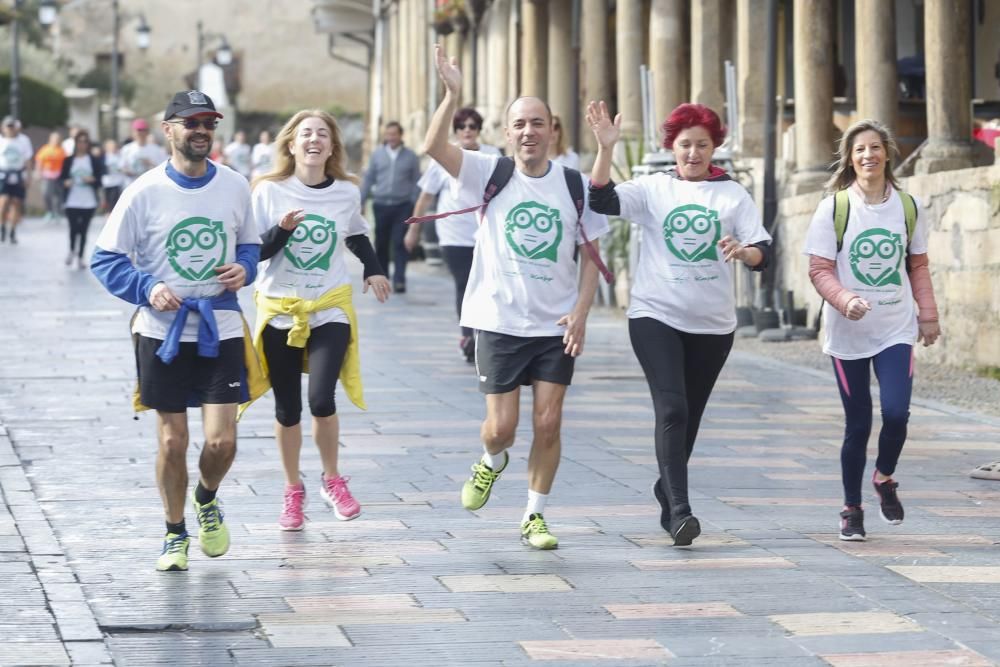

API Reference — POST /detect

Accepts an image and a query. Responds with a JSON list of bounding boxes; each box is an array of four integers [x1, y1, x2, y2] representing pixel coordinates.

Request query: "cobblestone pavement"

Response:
[[2, 218, 1000, 667]]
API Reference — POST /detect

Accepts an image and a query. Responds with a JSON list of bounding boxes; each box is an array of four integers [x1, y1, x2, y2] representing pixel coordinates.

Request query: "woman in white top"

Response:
[[803, 119, 940, 542], [60, 130, 105, 269], [403, 107, 501, 362], [251, 130, 275, 179], [587, 101, 771, 546], [548, 115, 580, 170], [252, 110, 391, 531]]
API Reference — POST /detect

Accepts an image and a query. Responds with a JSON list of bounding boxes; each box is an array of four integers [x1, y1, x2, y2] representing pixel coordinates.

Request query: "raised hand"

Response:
[[434, 44, 462, 97], [585, 100, 621, 150]]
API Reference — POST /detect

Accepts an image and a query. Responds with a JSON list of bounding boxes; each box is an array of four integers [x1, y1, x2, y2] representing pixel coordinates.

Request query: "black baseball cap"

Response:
[[163, 90, 224, 120]]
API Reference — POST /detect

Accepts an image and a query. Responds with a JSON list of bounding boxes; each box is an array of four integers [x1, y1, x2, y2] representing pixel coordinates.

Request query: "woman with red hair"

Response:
[[586, 101, 771, 546]]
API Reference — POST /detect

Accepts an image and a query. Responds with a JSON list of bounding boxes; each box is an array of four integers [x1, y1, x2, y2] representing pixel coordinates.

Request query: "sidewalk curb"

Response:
[[0, 425, 113, 665]]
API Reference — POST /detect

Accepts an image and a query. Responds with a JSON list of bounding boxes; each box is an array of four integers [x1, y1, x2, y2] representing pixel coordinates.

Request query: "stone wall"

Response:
[[774, 164, 1000, 369]]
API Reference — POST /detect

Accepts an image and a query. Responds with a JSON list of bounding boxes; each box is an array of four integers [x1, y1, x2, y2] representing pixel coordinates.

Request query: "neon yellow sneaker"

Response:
[[521, 513, 559, 550], [460, 451, 509, 510], [193, 494, 230, 557], [156, 532, 190, 572]]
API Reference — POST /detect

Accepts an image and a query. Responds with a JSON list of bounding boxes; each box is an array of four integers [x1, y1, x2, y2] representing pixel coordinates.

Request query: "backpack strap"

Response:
[[833, 189, 850, 253], [900, 191, 917, 250], [562, 166, 613, 284], [404, 156, 516, 226]]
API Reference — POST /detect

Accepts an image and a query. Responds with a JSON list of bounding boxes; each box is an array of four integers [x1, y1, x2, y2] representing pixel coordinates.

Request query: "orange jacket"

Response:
[[35, 144, 66, 178]]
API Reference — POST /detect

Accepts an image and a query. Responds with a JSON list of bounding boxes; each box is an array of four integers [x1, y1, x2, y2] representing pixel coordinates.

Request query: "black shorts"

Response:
[[0, 171, 26, 200], [474, 330, 575, 394], [136, 335, 243, 412]]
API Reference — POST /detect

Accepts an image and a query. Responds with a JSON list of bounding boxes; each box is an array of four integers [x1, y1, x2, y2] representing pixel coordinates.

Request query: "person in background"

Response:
[[251, 130, 275, 179], [120, 119, 168, 186], [36, 131, 67, 221], [360, 121, 421, 293], [101, 139, 125, 212], [0, 116, 33, 244], [549, 115, 580, 170], [61, 130, 104, 269], [224, 130, 252, 179], [210, 139, 224, 163]]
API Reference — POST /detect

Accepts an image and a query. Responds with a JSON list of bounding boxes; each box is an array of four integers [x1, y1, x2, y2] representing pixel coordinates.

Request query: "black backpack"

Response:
[[406, 156, 612, 282]]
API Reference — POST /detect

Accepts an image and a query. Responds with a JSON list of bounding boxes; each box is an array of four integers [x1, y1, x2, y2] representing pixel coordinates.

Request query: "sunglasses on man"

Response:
[[168, 118, 219, 131]]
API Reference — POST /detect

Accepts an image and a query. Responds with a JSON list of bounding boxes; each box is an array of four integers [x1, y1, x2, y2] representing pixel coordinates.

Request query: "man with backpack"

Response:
[[420, 44, 609, 550]]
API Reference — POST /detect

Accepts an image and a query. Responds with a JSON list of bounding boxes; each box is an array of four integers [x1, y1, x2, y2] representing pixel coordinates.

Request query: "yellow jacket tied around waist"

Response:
[[252, 284, 366, 411]]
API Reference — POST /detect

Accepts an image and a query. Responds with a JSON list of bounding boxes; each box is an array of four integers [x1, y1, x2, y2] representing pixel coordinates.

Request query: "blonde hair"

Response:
[[252, 109, 357, 189], [551, 114, 567, 157], [825, 119, 901, 193]]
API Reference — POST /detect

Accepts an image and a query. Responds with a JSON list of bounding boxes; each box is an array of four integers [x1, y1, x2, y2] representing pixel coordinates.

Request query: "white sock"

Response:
[[523, 490, 548, 524], [482, 448, 506, 471]]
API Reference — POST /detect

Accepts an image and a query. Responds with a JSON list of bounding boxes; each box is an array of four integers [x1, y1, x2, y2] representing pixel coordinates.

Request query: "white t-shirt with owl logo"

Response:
[[615, 173, 771, 335], [453, 149, 610, 337], [252, 177, 370, 330], [95, 161, 258, 341], [804, 188, 928, 360]]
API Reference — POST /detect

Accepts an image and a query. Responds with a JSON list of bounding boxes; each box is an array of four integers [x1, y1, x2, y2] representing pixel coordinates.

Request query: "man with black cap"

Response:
[[91, 90, 261, 572]]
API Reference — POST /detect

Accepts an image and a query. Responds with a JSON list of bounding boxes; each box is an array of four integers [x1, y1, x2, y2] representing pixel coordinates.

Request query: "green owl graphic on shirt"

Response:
[[662, 204, 721, 263], [849, 228, 904, 287], [283, 214, 338, 271], [504, 201, 563, 262], [166, 217, 228, 281]]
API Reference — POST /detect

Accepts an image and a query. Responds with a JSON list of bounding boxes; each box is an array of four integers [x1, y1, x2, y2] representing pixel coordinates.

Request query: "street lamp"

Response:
[[196, 20, 233, 81], [8, 0, 23, 121], [39, 0, 152, 141]]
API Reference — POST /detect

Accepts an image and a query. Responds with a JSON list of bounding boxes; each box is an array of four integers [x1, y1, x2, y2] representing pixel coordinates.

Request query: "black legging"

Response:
[[629, 317, 734, 519], [261, 321, 351, 427], [66, 207, 96, 258], [441, 245, 474, 338]]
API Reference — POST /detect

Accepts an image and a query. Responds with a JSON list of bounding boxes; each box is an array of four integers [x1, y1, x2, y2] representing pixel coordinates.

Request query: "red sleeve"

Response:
[[808, 255, 858, 317], [907, 253, 939, 323]]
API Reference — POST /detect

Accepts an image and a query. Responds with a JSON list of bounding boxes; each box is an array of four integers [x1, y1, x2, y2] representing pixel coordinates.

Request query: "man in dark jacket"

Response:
[[360, 121, 421, 293]]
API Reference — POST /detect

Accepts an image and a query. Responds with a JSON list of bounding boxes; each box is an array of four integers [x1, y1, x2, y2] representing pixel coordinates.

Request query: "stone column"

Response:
[[461, 28, 475, 105], [520, 0, 547, 98], [791, 0, 835, 192], [485, 0, 510, 140], [690, 0, 725, 116], [548, 0, 575, 144], [413, 0, 429, 137], [579, 0, 609, 153], [385, 5, 398, 122], [916, 0, 974, 174], [737, 0, 766, 156], [615, 0, 643, 137], [397, 0, 411, 125], [650, 0, 686, 131], [855, 0, 897, 131]]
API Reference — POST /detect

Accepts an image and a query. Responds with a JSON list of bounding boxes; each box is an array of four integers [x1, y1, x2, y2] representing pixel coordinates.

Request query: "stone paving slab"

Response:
[[3, 220, 1000, 665]]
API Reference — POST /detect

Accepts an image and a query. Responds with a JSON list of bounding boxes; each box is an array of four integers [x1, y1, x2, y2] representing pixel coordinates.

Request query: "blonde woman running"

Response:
[[252, 110, 390, 531]]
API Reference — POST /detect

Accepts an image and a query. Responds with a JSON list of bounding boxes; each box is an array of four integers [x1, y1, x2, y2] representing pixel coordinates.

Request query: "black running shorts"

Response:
[[474, 330, 575, 394], [136, 335, 243, 412]]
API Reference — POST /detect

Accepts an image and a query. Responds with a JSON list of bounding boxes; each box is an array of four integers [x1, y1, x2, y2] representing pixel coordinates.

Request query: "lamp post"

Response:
[[9, 0, 23, 121], [196, 20, 233, 89], [38, 0, 152, 141]]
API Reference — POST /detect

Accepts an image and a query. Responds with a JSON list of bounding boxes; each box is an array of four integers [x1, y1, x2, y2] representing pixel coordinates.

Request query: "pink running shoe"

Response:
[[321, 474, 361, 521], [279, 483, 306, 531]]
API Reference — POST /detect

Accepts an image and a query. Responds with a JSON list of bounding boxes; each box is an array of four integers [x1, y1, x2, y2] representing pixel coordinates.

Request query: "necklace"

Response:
[[852, 180, 890, 206]]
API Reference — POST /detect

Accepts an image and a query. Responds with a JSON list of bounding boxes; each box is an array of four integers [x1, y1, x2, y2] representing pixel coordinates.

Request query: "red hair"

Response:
[[662, 104, 726, 149]]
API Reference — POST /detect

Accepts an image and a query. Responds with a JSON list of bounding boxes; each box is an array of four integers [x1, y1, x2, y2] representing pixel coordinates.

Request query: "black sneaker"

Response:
[[839, 506, 866, 541], [873, 478, 904, 525], [670, 514, 701, 547], [393, 283, 406, 294], [651, 478, 671, 533]]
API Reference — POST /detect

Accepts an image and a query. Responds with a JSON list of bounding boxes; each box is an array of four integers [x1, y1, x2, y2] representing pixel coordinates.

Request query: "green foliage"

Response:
[[0, 72, 68, 127], [76, 66, 137, 104], [977, 366, 1000, 382]]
